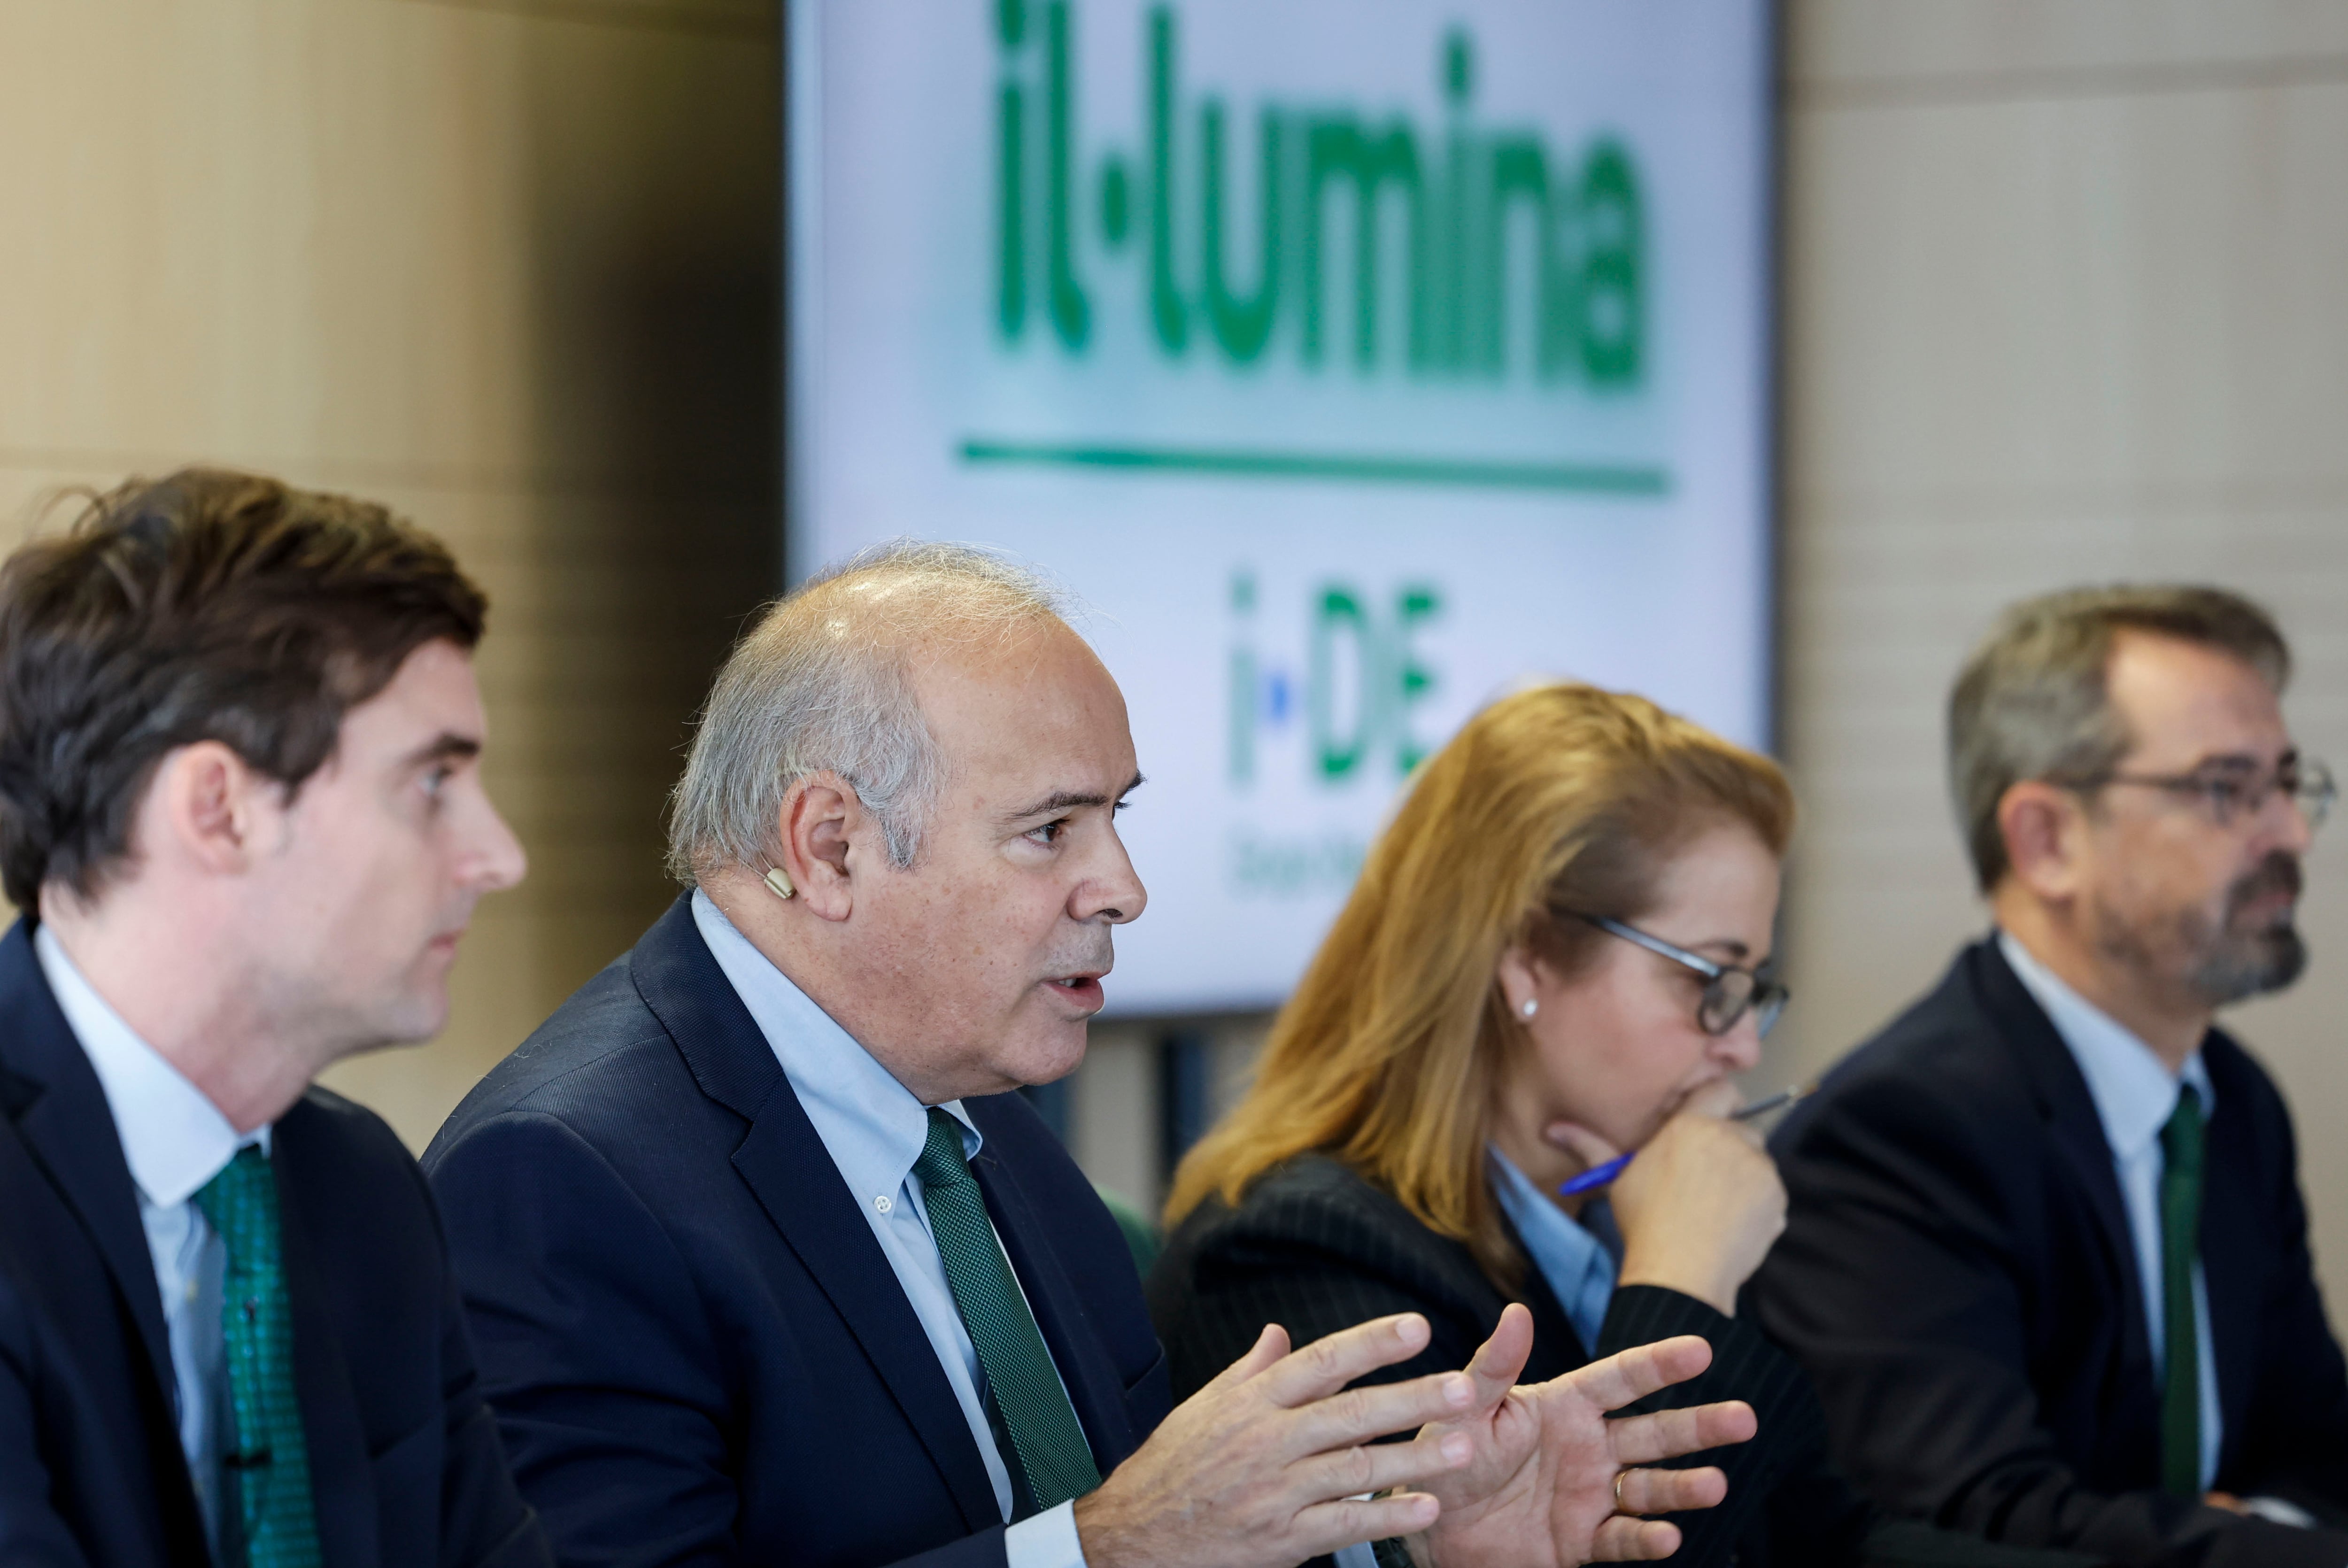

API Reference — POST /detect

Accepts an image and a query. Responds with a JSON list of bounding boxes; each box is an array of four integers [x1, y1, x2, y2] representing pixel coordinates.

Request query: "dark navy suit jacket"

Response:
[[1753, 937, 2348, 1568], [0, 918, 549, 1568], [422, 896, 1173, 1568]]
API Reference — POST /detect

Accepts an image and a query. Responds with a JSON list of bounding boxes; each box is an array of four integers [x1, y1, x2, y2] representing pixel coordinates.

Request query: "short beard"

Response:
[[2097, 851, 2308, 1011]]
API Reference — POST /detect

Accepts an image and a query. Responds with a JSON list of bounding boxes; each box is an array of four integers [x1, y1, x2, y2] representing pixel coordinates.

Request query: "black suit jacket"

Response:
[[0, 918, 548, 1568], [1150, 1151, 1903, 1568], [422, 896, 1173, 1568], [1753, 936, 2348, 1567]]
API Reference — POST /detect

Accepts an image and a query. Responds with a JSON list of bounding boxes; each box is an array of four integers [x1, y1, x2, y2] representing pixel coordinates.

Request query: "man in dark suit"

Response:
[[1753, 586, 2348, 1567], [425, 542, 1760, 1568], [0, 469, 546, 1568]]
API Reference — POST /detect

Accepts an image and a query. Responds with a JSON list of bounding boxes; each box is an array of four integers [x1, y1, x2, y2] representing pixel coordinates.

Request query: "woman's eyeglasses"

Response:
[[1569, 913, 1789, 1039]]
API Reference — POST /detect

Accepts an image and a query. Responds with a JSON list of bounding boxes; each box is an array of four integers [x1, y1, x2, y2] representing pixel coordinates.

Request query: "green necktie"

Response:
[[2158, 1085, 2206, 1500], [193, 1146, 324, 1568], [912, 1107, 1102, 1515]]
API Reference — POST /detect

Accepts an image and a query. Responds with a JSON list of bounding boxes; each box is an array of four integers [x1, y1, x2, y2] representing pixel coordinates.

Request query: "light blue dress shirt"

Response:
[[35, 923, 264, 1559], [1489, 1147, 1620, 1353], [690, 892, 1087, 1568], [1345, 1152, 1615, 1568], [1999, 931, 2222, 1491]]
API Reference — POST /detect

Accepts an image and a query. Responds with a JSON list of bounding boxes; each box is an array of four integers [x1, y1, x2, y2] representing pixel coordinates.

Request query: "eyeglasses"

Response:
[[1571, 914, 1789, 1039], [2070, 756, 2335, 833]]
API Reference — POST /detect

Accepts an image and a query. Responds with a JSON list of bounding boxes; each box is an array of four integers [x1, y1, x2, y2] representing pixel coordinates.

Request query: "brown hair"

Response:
[[1164, 681, 1794, 1288], [0, 467, 487, 908], [1948, 585, 2288, 891]]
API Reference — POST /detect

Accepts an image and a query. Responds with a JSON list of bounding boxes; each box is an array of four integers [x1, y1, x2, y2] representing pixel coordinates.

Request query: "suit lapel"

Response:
[[273, 1100, 379, 1568], [969, 1127, 1136, 1472], [629, 897, 1002, 1532], [0, 919, 183, 1424], [1971, 939, 2155, 1373]]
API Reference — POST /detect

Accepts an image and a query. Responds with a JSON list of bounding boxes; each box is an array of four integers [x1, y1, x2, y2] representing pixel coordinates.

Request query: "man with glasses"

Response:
[[1753, 586, 2348, 1568]]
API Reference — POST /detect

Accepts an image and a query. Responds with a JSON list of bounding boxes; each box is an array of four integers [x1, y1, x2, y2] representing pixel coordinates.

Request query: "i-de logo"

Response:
[[991, 0, 1645, 385], [1229, 570, 1442, 792]]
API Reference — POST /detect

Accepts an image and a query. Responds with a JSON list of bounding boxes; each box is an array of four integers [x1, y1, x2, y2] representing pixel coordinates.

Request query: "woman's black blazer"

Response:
[[1147, 1151, 2096, 1568]]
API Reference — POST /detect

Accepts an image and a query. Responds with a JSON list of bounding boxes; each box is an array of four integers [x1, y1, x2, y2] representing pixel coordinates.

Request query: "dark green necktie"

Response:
[[193, 1146, 324, 1568], [2158, 1085, 2206, 1499], [911, 1107, 1102, 1514]]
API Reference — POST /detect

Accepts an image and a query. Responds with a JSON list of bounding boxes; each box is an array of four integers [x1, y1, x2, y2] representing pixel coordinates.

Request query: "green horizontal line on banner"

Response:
[[958, 440, 1672, 495]]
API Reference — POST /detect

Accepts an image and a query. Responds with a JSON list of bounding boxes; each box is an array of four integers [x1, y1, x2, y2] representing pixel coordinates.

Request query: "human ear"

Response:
[[1495, 944, 1547, 1023], [779, 775, 861, 922], [151, 741, 273, 875], [1998, 781, 2087, 901]]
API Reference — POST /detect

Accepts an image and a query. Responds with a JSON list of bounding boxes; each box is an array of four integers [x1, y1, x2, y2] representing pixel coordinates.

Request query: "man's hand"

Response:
[[1409, 1304, 1757, 1567], [1072, 1313, 1483, 1568]]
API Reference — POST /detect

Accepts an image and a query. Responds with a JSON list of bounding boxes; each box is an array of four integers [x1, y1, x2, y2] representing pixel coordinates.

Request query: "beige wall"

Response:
[[0, 0, 781, 1147], [1772, 1, 2348, 1317]]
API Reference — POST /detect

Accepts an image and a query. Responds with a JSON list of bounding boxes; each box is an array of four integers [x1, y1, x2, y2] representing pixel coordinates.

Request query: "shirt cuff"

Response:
[[1006, 1500, 1088, 1568], [1334, 1542, 1382, 1568]]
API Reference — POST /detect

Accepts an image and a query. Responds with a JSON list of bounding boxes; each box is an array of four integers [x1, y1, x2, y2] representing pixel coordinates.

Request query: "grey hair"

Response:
[[1947, 584, 2289, 891], [666, 539, 1072, 882]]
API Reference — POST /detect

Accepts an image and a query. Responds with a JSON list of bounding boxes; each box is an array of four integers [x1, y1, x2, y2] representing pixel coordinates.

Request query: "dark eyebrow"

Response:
[[403, 733, 482, 770], [999, 772, 1145, 826], [2190, 746, 2294, 775]]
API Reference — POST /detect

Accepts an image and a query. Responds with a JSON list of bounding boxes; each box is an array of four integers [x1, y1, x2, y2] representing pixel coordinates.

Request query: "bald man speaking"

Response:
[[424, 543, 1753, 1568]]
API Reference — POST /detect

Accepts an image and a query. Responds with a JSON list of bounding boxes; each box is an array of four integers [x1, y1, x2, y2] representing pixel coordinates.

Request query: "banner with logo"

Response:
[[788, 0, 1774, 1013]]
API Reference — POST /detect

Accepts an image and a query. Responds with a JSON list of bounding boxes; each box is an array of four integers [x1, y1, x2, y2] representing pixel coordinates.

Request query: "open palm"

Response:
[[1413, 1305, 1755, 1566]]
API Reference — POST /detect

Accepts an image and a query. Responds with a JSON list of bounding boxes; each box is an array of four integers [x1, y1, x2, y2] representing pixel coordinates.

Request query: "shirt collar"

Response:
[[1486, 1146, 1615, 1282], [1997, 929, 2215, 1159], [34, 923, 264, 1207], [690, 889, 979, 1205]]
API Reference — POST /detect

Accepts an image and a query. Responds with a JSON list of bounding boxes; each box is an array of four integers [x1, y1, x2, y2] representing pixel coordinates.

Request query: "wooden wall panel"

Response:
[[0, 0, 780, 1148]]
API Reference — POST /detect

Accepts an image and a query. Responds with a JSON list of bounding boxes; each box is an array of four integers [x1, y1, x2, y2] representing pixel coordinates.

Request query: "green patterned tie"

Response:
[[193, 1145, 324, 1568], [2157, 1085, 2206, 1499], [911, 1107, 1102, 1514]]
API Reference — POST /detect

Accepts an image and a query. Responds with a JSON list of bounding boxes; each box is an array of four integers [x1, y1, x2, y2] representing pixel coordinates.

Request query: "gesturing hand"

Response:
[[1410, 1305, 1757, 1567], [1072, 1313, 1483, 1568]]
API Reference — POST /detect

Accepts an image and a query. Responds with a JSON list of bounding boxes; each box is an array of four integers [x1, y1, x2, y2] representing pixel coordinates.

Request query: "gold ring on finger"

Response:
[[1614, 1471, 1628, 1514]]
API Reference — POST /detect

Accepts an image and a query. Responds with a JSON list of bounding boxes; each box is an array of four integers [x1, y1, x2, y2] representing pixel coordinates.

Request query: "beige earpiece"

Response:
[[764, 866, 796, 901]]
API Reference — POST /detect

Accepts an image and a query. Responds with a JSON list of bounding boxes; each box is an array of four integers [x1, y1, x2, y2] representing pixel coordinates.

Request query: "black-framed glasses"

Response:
[[1573, 914, 1789, 1039], [2069, 755, 2335, 833]]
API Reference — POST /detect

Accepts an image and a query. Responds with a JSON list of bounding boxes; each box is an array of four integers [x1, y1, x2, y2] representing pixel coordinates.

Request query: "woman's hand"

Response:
[[1547, 1081, 1786, 1316]]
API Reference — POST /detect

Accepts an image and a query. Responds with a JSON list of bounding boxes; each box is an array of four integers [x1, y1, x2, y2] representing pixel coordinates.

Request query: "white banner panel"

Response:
[[788, 0, 1774, 1014]]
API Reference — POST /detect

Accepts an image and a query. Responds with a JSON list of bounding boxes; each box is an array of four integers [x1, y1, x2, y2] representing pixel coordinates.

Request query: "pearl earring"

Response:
[[1520, 998, 1538, 1020]]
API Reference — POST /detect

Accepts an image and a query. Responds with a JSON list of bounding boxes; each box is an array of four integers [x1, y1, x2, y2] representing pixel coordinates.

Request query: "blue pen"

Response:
[[1556, 1085, 1811, 1197]]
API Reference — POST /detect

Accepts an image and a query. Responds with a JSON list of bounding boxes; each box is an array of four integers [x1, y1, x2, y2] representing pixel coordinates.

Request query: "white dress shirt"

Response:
[[690, 892, 1088, 1568], [1998, 931, 2222, 1491], [35, 923, 263, 1557]]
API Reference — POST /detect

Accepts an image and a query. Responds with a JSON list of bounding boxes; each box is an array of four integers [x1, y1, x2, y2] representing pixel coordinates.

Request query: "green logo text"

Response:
[[994, 0, 1645, 386]]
